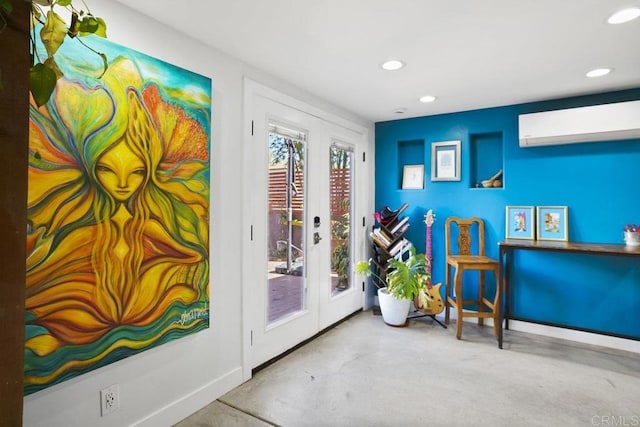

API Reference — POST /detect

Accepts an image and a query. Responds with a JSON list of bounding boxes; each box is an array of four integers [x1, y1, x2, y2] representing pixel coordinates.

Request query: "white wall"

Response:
[[22, 2, 373, 426]]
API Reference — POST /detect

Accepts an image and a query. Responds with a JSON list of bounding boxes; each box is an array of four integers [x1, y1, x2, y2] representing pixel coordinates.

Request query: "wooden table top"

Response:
[[499, 239, 640, 256]]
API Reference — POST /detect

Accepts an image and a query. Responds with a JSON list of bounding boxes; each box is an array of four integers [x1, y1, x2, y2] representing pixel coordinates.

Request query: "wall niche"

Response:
[[397, 139, 425, 190], [469, 132, 503, 189]]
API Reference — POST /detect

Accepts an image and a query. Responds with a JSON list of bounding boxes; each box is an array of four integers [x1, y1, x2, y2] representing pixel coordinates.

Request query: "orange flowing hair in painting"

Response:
[[25, 58, 210, 391]]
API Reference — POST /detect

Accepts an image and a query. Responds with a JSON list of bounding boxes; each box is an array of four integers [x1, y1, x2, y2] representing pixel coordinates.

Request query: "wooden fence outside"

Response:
[[268, 167, 351, 257], [268, 167, 351, 217]]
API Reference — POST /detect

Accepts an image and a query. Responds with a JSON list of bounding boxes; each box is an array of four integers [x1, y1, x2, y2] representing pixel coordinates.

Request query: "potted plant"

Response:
[[356, 247, 431, 326]]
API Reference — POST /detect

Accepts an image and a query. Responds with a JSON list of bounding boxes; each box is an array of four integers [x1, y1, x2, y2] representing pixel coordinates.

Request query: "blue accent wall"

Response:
[[375, 89, 640, 338]]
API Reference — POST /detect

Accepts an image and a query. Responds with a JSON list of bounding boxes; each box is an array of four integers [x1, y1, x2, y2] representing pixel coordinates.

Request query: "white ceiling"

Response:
[[117, 0, 640, 123]]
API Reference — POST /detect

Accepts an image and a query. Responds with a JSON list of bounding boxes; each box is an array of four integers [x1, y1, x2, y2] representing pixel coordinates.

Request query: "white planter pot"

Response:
[[378, 288, 411, 326], [624, 231, 640, 246]]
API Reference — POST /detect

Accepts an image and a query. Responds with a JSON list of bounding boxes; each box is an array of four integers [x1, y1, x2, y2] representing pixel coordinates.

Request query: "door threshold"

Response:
[[252, 308, 362, 375]]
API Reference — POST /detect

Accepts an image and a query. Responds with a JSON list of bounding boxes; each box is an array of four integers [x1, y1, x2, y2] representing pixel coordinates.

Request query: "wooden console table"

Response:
[[498, 239, 640, 349]]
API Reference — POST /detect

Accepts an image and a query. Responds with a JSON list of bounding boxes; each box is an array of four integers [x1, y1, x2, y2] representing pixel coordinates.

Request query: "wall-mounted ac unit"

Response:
[[518, 100, 640, 147]]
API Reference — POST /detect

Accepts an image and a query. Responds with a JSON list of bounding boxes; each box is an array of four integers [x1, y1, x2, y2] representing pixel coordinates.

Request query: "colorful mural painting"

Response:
[[25, 35, 211, 394]]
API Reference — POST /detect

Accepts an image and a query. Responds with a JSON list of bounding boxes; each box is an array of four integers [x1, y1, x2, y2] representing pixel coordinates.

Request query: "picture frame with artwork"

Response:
[[537, 206, 568, 241], [505, 206, 535, 240], [402, 164, 424, 189], [431, 140, 461, 181]]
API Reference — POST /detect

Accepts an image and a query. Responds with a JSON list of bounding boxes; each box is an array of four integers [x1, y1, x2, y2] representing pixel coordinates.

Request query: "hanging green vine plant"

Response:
[[29, 0, 108, 106]]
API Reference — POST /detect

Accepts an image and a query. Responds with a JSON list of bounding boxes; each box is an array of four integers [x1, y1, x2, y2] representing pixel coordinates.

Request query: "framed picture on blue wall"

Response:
[[537, 206, 569, 241], [505, 206, 535, 240], [402, 164, 425, 189], [431, 140, 461, 181]]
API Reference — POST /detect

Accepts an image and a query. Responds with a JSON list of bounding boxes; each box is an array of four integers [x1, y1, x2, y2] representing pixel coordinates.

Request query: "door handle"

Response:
[[313, 232, 322, 245]]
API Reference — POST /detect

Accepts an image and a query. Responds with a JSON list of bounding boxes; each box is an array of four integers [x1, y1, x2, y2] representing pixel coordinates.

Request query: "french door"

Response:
[[244, 81, 367, 370]]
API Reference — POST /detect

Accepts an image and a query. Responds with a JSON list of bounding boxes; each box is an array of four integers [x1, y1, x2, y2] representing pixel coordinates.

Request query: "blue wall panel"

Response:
[[374, 89, 640, 338]]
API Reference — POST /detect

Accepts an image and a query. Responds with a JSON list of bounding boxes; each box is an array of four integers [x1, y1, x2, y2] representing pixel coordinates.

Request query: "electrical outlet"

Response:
[[100, 384, 120, 416]]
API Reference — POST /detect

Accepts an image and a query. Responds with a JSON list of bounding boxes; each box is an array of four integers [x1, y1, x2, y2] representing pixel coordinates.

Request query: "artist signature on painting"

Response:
[[177, 304, 209, 326]]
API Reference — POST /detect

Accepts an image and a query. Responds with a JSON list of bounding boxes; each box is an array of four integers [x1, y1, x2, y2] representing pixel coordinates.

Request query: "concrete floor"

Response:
[[175, 311, 640, 427]]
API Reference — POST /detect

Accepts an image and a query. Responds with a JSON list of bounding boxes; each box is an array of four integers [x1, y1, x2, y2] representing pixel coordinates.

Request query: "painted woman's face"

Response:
[[96, 141, 146, 202]]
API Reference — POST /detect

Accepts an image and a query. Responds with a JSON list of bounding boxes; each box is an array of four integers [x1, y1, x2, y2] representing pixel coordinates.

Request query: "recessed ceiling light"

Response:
[[393, 107, 407, 114], [381, 60, 405, 71], [607, 7, 640, 24], [419, 95, 437, 103], [586, 68, 612, 78]]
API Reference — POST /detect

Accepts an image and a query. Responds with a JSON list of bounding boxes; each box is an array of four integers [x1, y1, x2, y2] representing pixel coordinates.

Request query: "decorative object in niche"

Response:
[[623, 224, 640, 246], [431, 140, 461, 181], [536, 206, 568, 241], [481, 169, 503, 188], [25, 32, 212, 394], [402, 164, 424, 189], [506, 206, 535, 240], [469, 131, 503, 189]]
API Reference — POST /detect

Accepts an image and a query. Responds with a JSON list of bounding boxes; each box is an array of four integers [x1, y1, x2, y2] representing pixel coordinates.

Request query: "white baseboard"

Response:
[[132, 367, 244, 427], [505, 320, 640, 354], [444, 309, 640, 354]]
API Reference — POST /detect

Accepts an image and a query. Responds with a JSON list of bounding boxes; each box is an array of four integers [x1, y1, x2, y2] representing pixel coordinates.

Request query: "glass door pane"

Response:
[[329, 144, 353, 297], [267, 125, 306, 324]]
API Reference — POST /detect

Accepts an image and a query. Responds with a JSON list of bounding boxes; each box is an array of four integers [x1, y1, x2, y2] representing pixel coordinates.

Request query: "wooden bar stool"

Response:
[[444, 217, 500, 340]]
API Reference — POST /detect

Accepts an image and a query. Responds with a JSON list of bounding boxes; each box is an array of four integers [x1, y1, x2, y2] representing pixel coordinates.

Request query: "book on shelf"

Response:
[[372, 228, 392, 248], [370, 231, 389, 249], [374, 203, 409, 225], [388, 203, 409, 220], [379, 227, 395, 243], [394, 242, 413, 260], [388, 238, 409, 256], [372, 227, 393, 247], [396, 222, 410, 236], [389, 216, 409, 234]]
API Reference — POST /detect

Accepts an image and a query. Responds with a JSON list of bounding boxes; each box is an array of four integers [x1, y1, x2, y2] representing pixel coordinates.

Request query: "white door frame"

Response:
[[242, 79, 373, 380]]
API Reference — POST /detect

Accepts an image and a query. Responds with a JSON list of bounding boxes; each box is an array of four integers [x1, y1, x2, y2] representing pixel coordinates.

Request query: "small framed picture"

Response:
[[431, 140, 461, 181], [505, 206, 535, 240], [402, 164, 424, 189], [537, 206, 568, 241]]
